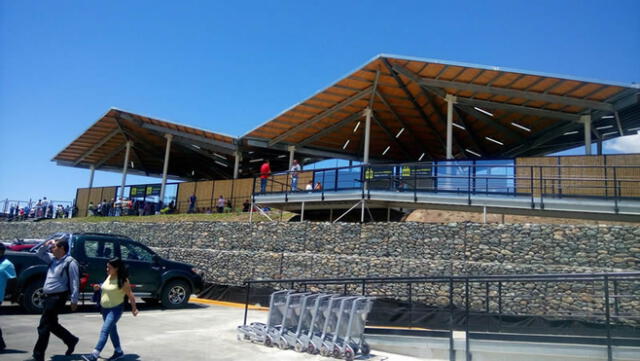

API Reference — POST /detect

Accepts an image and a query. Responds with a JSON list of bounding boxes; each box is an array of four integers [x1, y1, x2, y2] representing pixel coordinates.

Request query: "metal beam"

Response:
[[95, 142, 127, 168], [456, 104, 525, 142], [244, 137, 381, 162], [455, 97, 582, 122], [391, 64, 614, 111], [141, 123, 237, 152], [614, 111, 625, 136], [371, 112, 412, 158], [297, 112, 361, 146], [382, 58, 448, 153], [73, 128, 121, 166], [375, 90, 433, 160], [268, 87, 372, 146], [452, 107, 485, 156]]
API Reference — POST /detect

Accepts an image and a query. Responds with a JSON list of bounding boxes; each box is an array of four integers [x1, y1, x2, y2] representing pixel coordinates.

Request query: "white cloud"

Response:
[[604, 133, 640, 154]]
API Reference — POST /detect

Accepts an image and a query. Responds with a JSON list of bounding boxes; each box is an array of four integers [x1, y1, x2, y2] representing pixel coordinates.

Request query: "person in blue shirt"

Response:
[[30, 238, 80, 361], [0, 243, 17, 352]]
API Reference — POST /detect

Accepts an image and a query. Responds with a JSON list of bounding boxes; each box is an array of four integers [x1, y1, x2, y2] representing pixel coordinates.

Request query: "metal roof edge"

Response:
[[378, 53, 639, 89], [110, 107, 239, 141], [50, 107, 117, 162]]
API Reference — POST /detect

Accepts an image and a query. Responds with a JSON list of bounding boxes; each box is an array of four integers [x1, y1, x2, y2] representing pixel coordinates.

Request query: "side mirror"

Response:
[[152, 254, 161, 264]]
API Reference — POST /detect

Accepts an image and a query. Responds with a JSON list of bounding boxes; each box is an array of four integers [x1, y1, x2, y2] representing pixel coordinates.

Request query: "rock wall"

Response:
[[2, 221, 638, 321]]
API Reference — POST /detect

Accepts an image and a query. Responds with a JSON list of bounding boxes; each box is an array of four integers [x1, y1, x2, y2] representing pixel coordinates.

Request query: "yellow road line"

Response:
[[189, 297, 269, 311]]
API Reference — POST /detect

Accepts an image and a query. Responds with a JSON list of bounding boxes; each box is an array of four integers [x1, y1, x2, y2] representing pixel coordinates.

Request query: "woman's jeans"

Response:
[[95, 304, 123, 352]]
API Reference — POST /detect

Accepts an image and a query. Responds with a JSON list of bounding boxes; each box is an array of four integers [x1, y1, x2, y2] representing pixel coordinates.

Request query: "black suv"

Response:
[[5, 232, 204, 313]]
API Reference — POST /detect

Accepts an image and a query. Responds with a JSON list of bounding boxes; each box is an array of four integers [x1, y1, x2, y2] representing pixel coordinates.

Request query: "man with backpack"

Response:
[[30, 237, 80, 361]]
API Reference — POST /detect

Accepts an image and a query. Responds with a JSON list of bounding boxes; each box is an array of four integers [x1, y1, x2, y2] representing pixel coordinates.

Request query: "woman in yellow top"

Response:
[[82, 257, 138, 361]]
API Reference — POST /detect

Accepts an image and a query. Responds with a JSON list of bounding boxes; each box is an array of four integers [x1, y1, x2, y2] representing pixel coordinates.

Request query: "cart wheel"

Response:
[[244, 334, 251, 341], [236, 334, 241, 341], [344, 349, 354, 361], [307, 343, 316, 355], [264, 336, 273, 347], [294, 342, 305, 353], [361, 343, 370, 355], [333, 347, 342, 359], [320, 345, 329, 356]]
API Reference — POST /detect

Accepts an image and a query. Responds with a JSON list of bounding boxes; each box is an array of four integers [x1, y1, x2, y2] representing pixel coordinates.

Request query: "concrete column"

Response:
[[445, 94, 457, 159], [582, 114, 592, 155], [288, 145, 295, 169], [233, 151, 241, 179], [363, 108, 372, 164], [119, 141, 132, 200], [159, 134, 173, 203], [88, 164, 95, 189]]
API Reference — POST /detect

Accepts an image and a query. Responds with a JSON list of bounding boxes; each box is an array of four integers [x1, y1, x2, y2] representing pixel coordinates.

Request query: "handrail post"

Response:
[[408, 282, 413, 327], [414, 164, 418, 202], [467, 165, 472, 205], [613, 167, 619, 214], [613, 279, 620, 316], [243, 282, 251, 326], [604, 275, 612, 361], [449, 277, 455, 361], [539, 166, 544, 209], [465, 277, 471, 361], [322, 170, 326, 201], [285, 172, 289, 202], [530, 166, 535, 209], [361, 279, 366, 296]]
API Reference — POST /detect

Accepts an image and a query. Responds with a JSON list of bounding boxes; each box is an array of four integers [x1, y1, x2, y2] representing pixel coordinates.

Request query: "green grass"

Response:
[[45, 211, 296, 223]]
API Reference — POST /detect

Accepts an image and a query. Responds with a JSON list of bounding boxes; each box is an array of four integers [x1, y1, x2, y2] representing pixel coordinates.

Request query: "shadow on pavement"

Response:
[[1, 302, 207, 315], [51, 353, 141, 361]]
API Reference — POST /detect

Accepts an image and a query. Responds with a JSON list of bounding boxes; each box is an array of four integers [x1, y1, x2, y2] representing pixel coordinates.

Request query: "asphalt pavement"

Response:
[[0, 300, 425, 361]]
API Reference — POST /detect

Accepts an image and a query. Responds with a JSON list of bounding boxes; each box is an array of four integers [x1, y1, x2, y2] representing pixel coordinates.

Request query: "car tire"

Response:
[[161, 279, 191, 309], [22, 281, 46, 314]]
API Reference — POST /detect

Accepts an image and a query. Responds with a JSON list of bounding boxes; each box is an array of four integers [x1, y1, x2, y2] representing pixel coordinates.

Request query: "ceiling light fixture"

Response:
[[595, 125, 613, 130], [418, 153, 425, 161], [485, 136, 504, 145], [343, 139, 350, 149], [511, 122, 531, 132], [382, 146, 391, 155], [353, 121, 361, 133], [465, 149, 481, 157], [601, 115, 615, 119], [395, 128, 405, 138], [602, 131, 618, 137], [249, 158, 264, 163], [214, 161, 228, 168], [564, 131, 579, 135], [453, 123, 466, 130], [474, 107, 494, 117], [213, 152, 226, 160]]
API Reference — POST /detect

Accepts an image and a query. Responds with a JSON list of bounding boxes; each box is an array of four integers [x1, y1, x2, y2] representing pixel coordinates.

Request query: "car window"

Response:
[[121, 242, 155, 262], [83, 239, 116, 259]]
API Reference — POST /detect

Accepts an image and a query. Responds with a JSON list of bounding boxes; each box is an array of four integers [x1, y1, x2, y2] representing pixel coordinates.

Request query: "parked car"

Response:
[[5, 232, 204, 313]]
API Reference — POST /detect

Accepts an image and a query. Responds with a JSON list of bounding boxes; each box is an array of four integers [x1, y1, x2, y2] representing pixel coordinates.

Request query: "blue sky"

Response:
[[1, 1, 639, 203]]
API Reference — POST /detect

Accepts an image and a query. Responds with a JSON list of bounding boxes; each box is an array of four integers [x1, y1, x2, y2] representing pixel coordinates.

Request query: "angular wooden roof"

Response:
[[243, 54, 640, 160], [53, 108, 240, 180]]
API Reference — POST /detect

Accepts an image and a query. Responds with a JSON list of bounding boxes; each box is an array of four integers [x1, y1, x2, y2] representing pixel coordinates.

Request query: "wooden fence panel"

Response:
[[176, 182, 196, 212]]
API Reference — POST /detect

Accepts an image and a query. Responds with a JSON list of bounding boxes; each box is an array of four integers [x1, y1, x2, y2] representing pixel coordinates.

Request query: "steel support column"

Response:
[[88, 164, 95, 189], [582, 114, 592, 155], [288, 145, 295, 169], [119, 141, 132, 200], [233, 151, 241, 179], [159, 134, 173, 204], [363, 108, 372, 164], [446, 94, 457, 159]]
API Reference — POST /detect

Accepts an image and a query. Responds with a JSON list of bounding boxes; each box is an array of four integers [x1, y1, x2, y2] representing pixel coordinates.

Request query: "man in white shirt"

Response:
[[290, 159, 301, 191]]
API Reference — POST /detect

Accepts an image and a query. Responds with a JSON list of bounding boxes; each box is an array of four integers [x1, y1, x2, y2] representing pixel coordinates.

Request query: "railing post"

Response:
[[613, 167, 619, 214], [465, 277, 471, 361], [613, 279, 620, 316], [413, 164, 418, 202], [243, 282, 251, 326], [449, 277, 455, 361], [408, 282, 413, 327], [539, 166, 544, 210], [467, 165, 472, 206], [530, 166, 535, 209], [361, 279, 366, 296], [604, 275, 612, 361], [485, 282, 490, 313], [322, 171, 326, 201]]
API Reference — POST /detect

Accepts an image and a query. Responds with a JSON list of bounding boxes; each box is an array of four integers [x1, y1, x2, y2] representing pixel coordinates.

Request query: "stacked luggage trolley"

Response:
[[237, 290, 373, 360]]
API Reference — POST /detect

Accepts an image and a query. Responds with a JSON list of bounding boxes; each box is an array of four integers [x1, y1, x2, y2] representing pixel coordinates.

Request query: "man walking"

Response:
[[260, 160, 271, 193], [31, 237, 80, 361], [290, 159, 301, 191], [0, 243, 17, 353]]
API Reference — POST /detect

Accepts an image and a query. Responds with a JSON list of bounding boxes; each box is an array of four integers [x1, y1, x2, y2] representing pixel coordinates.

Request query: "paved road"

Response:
[[0, 301, 423, 361]]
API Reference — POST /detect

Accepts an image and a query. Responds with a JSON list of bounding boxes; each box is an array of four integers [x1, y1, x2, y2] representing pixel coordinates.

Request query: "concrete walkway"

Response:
[[0, 300, 427, 361]]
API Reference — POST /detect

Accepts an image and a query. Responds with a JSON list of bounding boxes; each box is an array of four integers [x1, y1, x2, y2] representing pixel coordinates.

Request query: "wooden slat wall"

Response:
[[195, 181, 214, 211], [88, 188, 104, 210], [76, 188, 90, 217], [559, 156, 605, 197], [606, 154, 640, 197], [212, 180, 233, 209], [101, 187, 117, 204], [232, 178, 254, 210], [515, 157, 557, 196], [176, 182, 196, 212]]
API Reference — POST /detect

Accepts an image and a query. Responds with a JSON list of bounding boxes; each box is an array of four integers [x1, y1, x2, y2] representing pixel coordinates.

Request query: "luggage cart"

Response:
[[310, 295, 346, 355], [300, 293, 334, 354], [334, 296, 373, 360], [319, 296, 359, 357], [274, 292, 309, 349], [236, 289, 291, 346], [291, 293, 323, 352]]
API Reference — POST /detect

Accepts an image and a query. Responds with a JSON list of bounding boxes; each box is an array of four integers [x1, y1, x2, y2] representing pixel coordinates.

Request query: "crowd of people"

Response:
[[6, 198, 74, 221], [87, 198, 176, 217]]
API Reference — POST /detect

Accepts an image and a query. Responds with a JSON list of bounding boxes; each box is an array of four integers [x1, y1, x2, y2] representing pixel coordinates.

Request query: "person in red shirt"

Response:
[[260, 160, 271, 193]]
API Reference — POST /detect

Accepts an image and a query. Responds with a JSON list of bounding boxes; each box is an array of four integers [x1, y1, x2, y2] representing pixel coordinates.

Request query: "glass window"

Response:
[[121, 242, 155, 262], [83, 239, 116, 259]]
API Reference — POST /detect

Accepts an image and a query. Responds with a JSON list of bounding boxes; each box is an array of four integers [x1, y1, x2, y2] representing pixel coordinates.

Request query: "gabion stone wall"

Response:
[[1, 221, 638, 322]]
